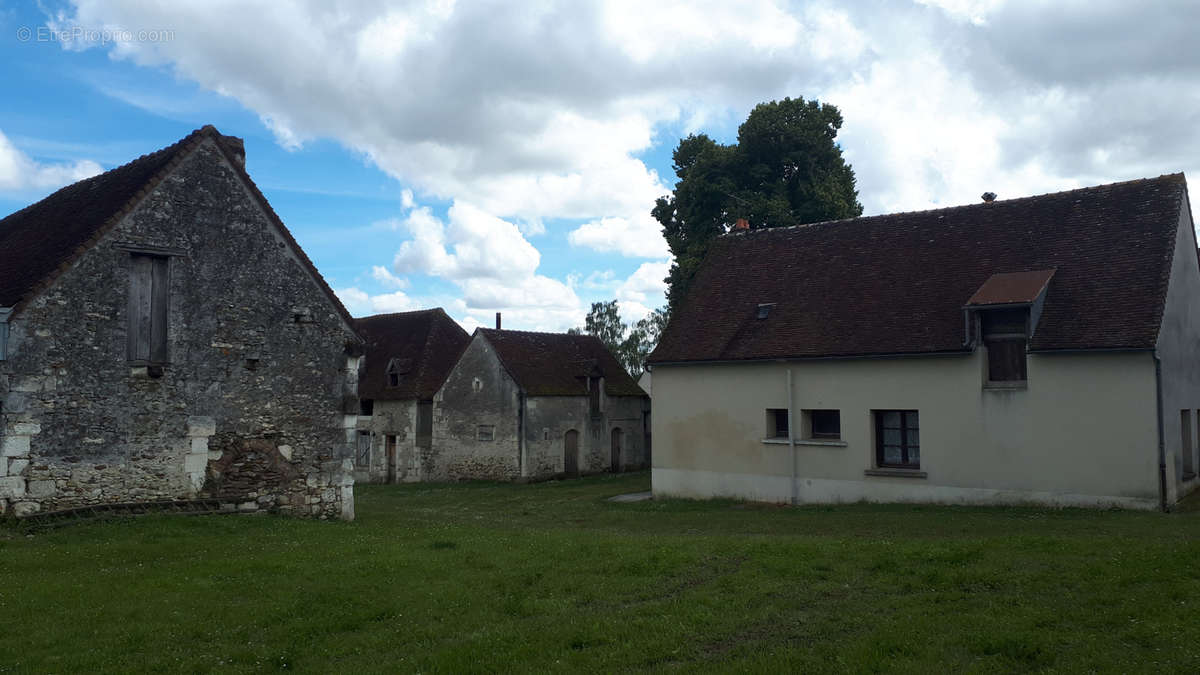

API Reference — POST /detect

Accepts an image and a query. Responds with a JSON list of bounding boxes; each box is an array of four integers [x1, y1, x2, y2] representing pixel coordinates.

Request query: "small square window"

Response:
[[766, 409, 789, 439], [360, 399, 374, 416], [477, 425, 495, 441], [806, 410, 840, 439]]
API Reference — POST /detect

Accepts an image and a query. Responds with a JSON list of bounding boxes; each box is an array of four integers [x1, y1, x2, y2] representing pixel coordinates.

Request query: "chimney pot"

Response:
[[495, 312, 502, 330], [981, 191, 997, 203], [734, 217, 750, 231]]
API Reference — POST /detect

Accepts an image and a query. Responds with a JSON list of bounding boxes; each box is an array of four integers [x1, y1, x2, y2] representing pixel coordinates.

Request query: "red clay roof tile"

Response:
[[356, 309, 471, 401], [649, 174, 1187, 363]]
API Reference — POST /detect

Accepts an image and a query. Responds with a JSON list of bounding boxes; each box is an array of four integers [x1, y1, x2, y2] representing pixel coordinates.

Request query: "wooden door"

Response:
[[386, 435, 398, 483], [610, 427, 623, 473], [564, 430, 579, 477]]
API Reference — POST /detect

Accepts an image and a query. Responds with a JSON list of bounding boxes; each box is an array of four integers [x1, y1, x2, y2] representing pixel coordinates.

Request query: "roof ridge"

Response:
[[0, 126, 206, 232], [356, 308, 445, 322], [479, 326, 597, 340], [3, 127, 210, 312], [723, 173, 1187, 239]]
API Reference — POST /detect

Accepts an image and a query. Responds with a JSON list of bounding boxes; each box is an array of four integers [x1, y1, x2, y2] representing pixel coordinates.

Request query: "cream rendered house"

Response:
[[647, 175, 1200, 510]]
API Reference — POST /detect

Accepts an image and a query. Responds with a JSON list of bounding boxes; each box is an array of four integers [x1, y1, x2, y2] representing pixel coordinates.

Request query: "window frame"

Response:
[[979, 307, 1030, 386], [805, 409, 841, 440], [984, 335, 1028, 384], [874, 410, 920, 470], [127, 253, 171, 366], [0, 307, 10, 361], [356, 431, 372, 467], [477, 424, 495, 442], [766, 408, 789, 440]]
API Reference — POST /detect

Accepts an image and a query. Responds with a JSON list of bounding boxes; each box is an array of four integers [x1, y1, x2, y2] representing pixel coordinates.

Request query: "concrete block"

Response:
[[187, 416, 216, 437], [8, 459, 28, 475], [190, 437, 209, 454], [2, 435, 30, 457], [0, 476, 25, 499], [27, 480, 56, 498]]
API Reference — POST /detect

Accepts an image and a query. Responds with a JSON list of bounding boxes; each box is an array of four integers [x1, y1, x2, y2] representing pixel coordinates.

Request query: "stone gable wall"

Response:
[[431, 336, 521, 480], [0, 139, 357, 519]]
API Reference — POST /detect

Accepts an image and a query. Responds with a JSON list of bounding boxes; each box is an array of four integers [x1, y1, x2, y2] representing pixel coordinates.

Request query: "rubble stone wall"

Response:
[[0, 138, 357, 519]]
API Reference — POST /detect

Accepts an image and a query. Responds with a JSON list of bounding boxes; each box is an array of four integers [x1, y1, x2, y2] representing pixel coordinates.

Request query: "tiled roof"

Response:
[[966, 269, 1056, 306], [478, 328, 646, 397], [649, 174, 1188, 363], [356, 309, 470, 400], [0, 126, 358, 334]]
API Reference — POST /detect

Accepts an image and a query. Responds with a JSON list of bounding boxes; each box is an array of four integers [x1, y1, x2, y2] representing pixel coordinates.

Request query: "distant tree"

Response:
[[653, 97, 863, 309], [626, 307, 669, 372], [573, 301, 669, 376]]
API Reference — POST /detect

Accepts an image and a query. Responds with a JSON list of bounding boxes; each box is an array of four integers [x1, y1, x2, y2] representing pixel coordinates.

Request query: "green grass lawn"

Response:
[[3, 472, 1200, 673]]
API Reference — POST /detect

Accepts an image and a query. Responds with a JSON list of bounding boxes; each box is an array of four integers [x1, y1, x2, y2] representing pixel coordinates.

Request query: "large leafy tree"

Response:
[[653, 97, 863, 309], [570, 301, 669, 376]]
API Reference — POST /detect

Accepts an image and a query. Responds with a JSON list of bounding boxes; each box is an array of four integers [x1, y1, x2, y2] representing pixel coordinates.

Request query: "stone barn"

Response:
[[353, 309, 470, 483], [431, 325, 649, 481], [0, 125, 361, 519]]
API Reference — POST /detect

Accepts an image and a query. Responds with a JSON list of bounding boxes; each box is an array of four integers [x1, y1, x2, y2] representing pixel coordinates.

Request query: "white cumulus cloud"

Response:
[[0, 129, 103, 193]]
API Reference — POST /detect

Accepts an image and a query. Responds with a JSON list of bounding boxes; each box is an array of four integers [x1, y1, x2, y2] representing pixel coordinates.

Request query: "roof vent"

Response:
[[981, 191, 997, 203], [756, 303, 775, 319]]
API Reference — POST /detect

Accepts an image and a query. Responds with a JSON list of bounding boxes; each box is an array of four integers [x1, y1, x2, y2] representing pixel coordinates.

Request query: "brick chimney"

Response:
[[495, 312, 502, 330], [734, 218, 750, 231]]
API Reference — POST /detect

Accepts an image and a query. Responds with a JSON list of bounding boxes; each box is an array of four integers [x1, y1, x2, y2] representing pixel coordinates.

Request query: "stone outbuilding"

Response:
[[353, 309, 470, 483], [0, 125, 361, 519], [431, 326, 650, 481]]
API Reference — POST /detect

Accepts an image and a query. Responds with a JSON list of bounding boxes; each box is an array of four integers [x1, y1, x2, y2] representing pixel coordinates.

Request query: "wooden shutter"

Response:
[[128, 254, 169, 363]]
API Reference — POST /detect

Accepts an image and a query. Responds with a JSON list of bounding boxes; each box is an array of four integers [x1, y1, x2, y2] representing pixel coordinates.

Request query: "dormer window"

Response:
[[981, 308, 1028, 383], [386, 359, 401, 388], [965, 269, 1055, 389]]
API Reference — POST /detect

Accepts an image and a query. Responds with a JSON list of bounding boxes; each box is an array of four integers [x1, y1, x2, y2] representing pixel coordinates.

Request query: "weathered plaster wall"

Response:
[[428, 334, 650, 481], [0, 139, 357, 519], [1155, 192, 1200, 504], [524, 395, 647, 476], [652, 349, 1159, 509], [432, 336, 521, 480], [354, 399, 420, 483]]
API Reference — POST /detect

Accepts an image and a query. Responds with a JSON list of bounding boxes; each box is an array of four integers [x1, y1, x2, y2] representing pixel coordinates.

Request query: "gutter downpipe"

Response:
[[1155, 354, 1168, 512], [787, 368, 797, 506]]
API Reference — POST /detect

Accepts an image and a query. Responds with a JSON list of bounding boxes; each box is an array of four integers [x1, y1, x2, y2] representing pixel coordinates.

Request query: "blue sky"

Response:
[[3, 1, 1199, 331]]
